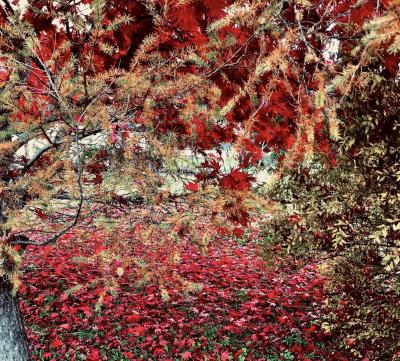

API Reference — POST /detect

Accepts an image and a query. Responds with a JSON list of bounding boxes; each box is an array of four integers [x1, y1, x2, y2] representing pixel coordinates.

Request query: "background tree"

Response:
[[260, 1, 400, 358]]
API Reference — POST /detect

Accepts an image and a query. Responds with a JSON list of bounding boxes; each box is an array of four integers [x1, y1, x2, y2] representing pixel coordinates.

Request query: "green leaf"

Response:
[[315, 89, 325, 109]]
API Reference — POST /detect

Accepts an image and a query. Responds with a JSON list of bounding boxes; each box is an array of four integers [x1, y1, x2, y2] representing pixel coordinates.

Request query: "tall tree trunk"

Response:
[[0, 276, 31, 361]]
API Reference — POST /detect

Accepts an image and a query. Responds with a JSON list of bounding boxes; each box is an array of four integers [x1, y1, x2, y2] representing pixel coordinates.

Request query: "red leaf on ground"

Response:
[[185, 182, 199, 192], [35, 209, 49, 221], [51, 338, 63, 349]]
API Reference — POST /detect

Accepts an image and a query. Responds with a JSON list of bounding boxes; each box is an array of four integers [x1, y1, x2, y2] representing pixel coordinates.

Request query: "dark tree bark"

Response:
[[0, 273, 31, 360]]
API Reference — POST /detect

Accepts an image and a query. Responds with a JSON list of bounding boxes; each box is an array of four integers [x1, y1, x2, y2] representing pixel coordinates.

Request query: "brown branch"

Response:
[[39, 125, 55, 145], [1, 0, 14, 15]]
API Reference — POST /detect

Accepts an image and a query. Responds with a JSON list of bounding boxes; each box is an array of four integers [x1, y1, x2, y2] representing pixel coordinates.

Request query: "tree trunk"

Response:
[[0, 277, 31, 361]]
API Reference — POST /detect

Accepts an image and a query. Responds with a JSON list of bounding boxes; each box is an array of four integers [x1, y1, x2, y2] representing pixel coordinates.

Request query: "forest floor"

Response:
[[18, 217, 344, 361]]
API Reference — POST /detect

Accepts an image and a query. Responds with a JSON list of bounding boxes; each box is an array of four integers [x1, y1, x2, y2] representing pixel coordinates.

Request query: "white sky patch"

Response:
[[323, 38, 340, 62], [10, 0, 93, 30]]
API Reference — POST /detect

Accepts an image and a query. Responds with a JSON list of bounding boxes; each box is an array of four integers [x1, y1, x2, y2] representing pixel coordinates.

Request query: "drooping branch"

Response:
[[0, 0, 14, 16]]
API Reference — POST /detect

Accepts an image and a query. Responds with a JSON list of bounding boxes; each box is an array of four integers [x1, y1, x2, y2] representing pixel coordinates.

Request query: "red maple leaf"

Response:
[[127, 314, 140, 323], [133, 325, 146, 336], [87, 348, 100, 361], [51, 338, 63, 349], [184, 182, 199, 192], [220, 351, 230, 361], [35, 209, 49, 221], [220, 169, 254, 191]]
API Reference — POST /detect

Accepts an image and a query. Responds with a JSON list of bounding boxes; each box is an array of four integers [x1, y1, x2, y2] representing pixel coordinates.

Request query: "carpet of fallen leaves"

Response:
[[19, 232, 346, 361]]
